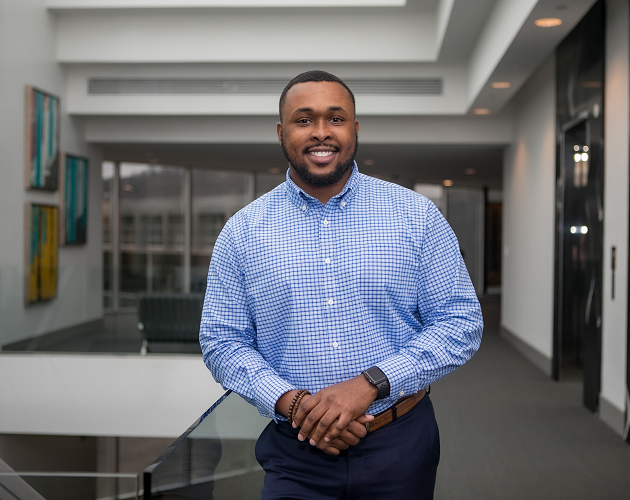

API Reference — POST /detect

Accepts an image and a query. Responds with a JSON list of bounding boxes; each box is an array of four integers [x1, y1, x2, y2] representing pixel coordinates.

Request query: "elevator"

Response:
[[553, 1, 604, 413]]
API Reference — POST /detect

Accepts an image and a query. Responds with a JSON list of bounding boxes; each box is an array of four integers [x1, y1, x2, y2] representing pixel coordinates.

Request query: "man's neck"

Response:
[[289, 166, 353, 205]]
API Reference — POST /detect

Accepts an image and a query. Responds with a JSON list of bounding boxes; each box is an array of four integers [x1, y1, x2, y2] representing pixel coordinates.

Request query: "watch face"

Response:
[[365, 367, 386, 383]]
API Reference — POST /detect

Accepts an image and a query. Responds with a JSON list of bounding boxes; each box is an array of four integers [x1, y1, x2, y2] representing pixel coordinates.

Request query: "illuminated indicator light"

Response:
[[583, 146, 589, 152], [473, 108, 491, 115], [443, 180, 453, 187], [535, 18, 563, 27], [581, 226, 588, 234], [574, 153, 581, 162], [581, 153, 589, 161], [570, 226, 577, 234], [574, 145, 580, 151], [491, 82, 511, 89]]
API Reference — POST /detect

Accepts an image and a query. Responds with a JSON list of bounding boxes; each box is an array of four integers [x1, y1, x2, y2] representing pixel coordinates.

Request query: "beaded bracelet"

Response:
[[290, 390, 310, 423], [287, 389, 310, 424]]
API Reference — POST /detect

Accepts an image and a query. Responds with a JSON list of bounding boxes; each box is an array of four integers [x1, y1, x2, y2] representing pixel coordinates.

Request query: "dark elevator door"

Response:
[[558, 118, 603, 412]]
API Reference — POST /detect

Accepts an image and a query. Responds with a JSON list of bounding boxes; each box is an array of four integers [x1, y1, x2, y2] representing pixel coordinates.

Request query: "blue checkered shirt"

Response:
[[200, 163, 483, 421]]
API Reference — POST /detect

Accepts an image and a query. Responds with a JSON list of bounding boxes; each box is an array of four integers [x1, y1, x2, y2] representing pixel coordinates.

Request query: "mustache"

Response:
[[301, 143, 340, 154]]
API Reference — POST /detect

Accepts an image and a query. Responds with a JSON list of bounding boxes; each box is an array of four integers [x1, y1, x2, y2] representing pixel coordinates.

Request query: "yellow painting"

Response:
[[26, 204, 58, 304]]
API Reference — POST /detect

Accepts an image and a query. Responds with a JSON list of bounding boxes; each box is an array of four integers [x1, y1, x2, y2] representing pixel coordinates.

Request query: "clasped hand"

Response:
[[291, 375, 378, 456]]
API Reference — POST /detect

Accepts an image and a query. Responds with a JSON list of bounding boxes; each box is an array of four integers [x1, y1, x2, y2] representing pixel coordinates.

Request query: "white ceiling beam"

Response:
[[84, 114, 513, 145], [48, 0, 406, 8], [56, 8, 437, 63]]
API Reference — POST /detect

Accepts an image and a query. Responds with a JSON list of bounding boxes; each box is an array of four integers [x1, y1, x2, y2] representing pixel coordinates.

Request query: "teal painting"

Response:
[[62, 154, 88, 245], [25, 86, 60, 191]]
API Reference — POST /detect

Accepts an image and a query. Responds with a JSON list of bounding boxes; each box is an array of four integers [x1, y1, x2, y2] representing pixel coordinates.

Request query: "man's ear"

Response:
[[277, 122, 283, 144]]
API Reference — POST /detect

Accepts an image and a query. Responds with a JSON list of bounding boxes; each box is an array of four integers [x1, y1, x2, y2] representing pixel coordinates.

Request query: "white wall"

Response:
[[0, 0, 103, 346], [600, 0, 629, 428], [501, 54, 556, 362]]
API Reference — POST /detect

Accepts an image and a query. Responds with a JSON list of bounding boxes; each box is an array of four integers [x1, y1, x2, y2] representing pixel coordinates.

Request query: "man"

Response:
[[200, 70, 483, 499]]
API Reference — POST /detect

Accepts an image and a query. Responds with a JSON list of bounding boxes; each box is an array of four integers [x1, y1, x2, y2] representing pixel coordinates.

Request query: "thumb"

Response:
[[356, 414, 374, 424]]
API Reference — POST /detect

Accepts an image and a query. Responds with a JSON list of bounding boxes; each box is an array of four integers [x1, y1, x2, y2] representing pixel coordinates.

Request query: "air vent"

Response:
[[88, 78, 442, 96]]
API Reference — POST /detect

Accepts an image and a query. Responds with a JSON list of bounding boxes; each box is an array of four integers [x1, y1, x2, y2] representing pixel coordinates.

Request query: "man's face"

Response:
[[277, 81, 359, 188]]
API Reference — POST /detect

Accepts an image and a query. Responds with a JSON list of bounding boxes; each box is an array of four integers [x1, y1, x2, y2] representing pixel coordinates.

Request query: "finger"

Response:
[[308, 408, 340, 446], [344, 420, 368, 439], [297, 401, 329, 442], [326, 421, 364, 444], [317, 438, 349, 455], [317, 444, 340, 456], [356, 414, 374, 424], [336, 428, 361, 446], [292, 394, 318, 429], [321, 410, 353, 443]]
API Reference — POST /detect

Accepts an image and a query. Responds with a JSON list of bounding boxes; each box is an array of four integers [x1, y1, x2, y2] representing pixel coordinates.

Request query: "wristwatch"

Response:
[[362, 366, 390, 400]]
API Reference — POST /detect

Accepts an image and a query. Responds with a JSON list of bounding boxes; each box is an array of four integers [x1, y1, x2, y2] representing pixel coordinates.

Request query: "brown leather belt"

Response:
[[366, 389, 426, 433]]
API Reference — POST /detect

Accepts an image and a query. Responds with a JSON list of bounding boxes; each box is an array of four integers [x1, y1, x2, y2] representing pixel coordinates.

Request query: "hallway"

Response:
[[432, 297, 630, 499]]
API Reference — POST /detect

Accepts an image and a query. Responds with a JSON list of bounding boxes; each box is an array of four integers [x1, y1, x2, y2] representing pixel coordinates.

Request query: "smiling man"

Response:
[[200, 70, 483, 500]]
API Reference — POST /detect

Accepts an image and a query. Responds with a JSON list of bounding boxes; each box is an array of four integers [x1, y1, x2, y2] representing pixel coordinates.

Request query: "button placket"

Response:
[[320, 208, 339, 351]]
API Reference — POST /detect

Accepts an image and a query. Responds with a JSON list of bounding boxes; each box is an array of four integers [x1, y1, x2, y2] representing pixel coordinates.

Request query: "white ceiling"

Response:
[[52, 0, 599, 187]]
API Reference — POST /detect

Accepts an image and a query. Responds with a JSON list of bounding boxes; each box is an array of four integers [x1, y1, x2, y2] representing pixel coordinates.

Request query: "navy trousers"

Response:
[[255, 395, 440, 500]]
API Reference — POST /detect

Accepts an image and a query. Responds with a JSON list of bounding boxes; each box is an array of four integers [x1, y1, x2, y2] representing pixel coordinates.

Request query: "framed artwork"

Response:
[[25, 86, 60, 191], [61, 154, 88, 245], [25, 204, 58, 304]]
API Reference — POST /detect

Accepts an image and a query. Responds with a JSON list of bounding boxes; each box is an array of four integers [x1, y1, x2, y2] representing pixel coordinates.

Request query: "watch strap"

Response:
[[362, 366, 390, 400]]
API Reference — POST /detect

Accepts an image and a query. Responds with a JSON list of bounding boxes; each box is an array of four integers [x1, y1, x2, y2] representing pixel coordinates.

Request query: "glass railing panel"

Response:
[[144, 391, 269, 500], [0, 472, 139, 500]]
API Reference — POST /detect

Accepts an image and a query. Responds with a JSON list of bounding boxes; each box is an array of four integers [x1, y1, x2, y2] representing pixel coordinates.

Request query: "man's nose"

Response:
[[311, 120, 331, 142]]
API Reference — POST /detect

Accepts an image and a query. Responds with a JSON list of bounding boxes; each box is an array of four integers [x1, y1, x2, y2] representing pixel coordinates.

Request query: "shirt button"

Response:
[[301, 205, 306, 211], [399, 390, 405, 396], [324, 258, 331, 264], [323, 219, 329, 226], [332, 341, 339, 348], [328, 298, 334, 305], [341, 201, 346, 207]]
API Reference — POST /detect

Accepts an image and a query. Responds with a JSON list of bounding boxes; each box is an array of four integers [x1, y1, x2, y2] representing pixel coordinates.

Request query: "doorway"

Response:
[[554, 115, 603, 412]]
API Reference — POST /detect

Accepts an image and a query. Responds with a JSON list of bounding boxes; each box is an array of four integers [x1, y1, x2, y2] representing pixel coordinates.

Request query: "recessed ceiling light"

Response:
[[269, 167, 280, 174], [363, 159, 375, 166], [473, 108, 491, 115], [465, 168, 476, 175], [491, 82, 511, 89], [535, 17, 563, 27], [443, 180, 453, 187]]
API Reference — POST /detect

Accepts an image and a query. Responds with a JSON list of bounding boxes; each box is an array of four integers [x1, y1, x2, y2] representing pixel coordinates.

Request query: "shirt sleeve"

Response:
[[199, 223, 297, 421], [375, 201, 483, 403]]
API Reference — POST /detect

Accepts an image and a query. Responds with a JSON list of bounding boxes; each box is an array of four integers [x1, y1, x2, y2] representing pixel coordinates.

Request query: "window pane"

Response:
[[192, 169, 252, 293], [255, 172, 285, 199], [119, 163, 184, 307]]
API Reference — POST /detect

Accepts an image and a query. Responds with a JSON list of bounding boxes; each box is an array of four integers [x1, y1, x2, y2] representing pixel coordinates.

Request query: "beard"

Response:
[[280, 133, 358, 188]]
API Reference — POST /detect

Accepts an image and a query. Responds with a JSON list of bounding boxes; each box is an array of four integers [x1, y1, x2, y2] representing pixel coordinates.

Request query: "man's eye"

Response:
[[330, 117, 343, 123], [297, 118, 311, 124]]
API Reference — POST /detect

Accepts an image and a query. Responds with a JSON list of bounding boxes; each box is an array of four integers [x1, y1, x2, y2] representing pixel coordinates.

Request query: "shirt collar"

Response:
[[283, 161, 361, 210]]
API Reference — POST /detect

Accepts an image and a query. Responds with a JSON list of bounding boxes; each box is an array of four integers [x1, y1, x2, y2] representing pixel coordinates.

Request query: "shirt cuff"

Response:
[[375, 353, 421, 405], [253, 373, 298, 423]]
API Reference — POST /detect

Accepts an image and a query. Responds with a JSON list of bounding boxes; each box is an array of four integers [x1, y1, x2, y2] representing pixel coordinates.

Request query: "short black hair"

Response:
[[279, 70, 356, 121]]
